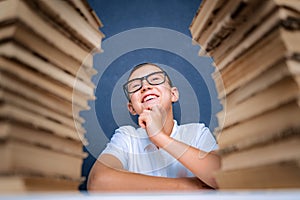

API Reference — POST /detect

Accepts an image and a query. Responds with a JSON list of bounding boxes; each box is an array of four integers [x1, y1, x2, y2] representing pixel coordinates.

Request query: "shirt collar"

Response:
[[144, 120, 178, 152], [169, 120, 178, 138]]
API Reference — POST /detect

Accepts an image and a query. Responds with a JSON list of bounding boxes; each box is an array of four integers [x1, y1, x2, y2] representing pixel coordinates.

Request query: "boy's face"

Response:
[[127, 64, 179, 115]]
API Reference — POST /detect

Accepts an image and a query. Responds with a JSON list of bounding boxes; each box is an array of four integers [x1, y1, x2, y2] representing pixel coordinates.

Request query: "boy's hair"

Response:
[[127, 62, 173, 87]]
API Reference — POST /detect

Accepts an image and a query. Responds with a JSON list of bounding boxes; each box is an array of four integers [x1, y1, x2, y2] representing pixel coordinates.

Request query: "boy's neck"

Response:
[[163, 113, 175, 136]]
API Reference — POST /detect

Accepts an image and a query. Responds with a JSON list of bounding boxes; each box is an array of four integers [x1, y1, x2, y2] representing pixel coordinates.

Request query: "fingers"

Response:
[[139, 104, 164, 128], [138, 109, 151, 129], [138, 116, 146, 129]]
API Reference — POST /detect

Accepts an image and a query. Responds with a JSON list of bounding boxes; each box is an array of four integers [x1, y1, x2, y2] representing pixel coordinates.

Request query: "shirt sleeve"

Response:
[[100, 126, 133, 169], [195, 124, 218, 152]]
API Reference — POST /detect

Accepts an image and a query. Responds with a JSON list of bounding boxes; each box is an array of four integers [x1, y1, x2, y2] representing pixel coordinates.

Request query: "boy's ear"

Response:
[[171, 87, 179, 103], [127, 102, 137, 115]]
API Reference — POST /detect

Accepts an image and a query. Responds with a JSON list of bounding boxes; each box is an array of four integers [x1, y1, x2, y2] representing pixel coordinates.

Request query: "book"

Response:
[[0, 102, 86, 143], [0, 42, 95, 98], [0, 88, 85, 135], [189, 0, 224, 43], [193, 0, 300, 59], [216, 99, 300, 152], [0, 71, 85, 121], [0, 57, 92, 110], [198, 0, 263, 56], [192, 0, 244, 48], [29, 0, 104, 51], [0, 139, 84, 179], [0, 22, 96, 86], [217, 74, 300, 129], [215, 160, 300, 189], [0, 121, 85, 158], [221, 59, 300, 109], [213, 27, 300, 99], [220, 134, 300, 171], [67, 0, 104, 31], [211, 1, 300, 65], [214, 6, 300, 70], [0, 0, 93, 68], [0, 175, 81, 193]]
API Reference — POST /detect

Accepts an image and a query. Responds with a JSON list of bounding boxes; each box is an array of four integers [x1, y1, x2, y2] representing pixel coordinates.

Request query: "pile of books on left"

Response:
[[0, 0, 104, 193]]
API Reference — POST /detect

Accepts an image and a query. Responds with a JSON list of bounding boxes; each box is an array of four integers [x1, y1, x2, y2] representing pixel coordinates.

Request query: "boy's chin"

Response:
[[142, 101, 160, 110]]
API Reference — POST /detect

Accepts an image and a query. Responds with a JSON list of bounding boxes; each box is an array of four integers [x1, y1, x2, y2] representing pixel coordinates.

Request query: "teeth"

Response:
[[144, 95, 157, 102]]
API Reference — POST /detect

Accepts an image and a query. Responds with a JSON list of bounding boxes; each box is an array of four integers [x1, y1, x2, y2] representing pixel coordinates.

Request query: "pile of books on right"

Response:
[[190, 0, 300, 189]]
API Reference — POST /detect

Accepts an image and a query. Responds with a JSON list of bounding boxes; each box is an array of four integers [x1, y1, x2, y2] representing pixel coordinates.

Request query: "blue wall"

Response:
[[80, 0, 221, 190]]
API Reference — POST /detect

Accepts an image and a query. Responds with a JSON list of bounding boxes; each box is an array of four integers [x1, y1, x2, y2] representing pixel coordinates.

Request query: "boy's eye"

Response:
[[149, 76, 162, 83], [128, 81, 141, 91], [132, 83, 140, 88]]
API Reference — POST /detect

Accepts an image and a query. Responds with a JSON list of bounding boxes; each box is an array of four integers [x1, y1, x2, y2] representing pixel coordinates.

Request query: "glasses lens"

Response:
[[147, 72, 165, 85], [127, 80, 142, 93]]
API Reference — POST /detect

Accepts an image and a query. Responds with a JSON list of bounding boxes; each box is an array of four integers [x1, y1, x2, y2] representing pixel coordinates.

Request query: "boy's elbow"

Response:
[[88, 160, 123, 192], [87, 163, 110, 191], [209, 177, 219, 189], [87, 170, 102, 191]]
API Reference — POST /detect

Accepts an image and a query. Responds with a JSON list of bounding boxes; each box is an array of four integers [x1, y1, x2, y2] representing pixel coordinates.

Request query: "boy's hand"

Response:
[[138, 105, 166, 139]]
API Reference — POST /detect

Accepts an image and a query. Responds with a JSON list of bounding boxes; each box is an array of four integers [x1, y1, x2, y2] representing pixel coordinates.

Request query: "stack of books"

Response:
[[0, 0, 104, 193], [190, 0, 300, 189]]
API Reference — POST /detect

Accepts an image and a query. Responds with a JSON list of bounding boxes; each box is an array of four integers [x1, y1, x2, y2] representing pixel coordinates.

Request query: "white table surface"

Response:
[[1, 190, 300, 200]]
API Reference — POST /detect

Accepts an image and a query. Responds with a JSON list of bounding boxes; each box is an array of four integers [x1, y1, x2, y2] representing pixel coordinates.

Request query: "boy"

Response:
[[88, 63, 220, 191]]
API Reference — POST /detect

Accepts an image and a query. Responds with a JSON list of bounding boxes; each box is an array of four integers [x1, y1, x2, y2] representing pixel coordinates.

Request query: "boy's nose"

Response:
[[141, 79, 152, 92]]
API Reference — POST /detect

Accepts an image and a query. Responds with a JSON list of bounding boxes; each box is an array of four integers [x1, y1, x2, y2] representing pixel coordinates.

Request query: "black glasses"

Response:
[[123, 71, 167, 99]]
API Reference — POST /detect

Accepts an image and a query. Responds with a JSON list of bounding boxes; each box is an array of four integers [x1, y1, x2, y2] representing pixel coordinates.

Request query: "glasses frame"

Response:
[[123, 71, 168, 100]]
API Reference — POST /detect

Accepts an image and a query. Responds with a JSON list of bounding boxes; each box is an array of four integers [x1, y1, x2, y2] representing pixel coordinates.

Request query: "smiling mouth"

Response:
[[142, 94, 159, 103]]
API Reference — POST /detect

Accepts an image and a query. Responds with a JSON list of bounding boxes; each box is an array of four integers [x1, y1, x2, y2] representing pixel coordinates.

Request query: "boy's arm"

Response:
[[139, 105, 220, 188], [87, 154, 212, 192], [152, 133, 221, 188]]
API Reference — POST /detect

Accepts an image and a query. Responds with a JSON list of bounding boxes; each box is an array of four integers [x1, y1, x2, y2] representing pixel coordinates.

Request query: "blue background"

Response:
[[81, 0, 221, 190]]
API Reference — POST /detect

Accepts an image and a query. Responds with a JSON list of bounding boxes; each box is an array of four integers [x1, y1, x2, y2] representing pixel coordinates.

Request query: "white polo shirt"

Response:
[[101, 120, 218, 178]]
